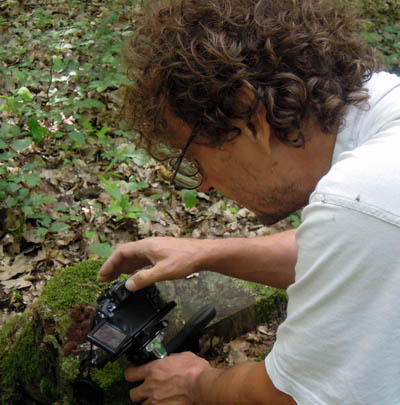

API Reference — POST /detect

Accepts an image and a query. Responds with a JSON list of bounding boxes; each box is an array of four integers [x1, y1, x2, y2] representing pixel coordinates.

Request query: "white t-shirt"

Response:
[[265, 71, 400, 404]]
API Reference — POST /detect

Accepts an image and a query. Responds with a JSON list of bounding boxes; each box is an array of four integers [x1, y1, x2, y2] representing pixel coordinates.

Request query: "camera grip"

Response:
[[166, 305, 216, 354]]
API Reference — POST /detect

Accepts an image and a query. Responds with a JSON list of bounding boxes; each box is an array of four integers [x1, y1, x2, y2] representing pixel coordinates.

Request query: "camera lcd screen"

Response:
[[92, 323, 127, 351]]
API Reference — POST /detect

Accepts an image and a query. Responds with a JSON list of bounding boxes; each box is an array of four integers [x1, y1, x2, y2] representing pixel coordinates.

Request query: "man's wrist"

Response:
[[191, 238, 220, 273], [190, 364, 224, 405]]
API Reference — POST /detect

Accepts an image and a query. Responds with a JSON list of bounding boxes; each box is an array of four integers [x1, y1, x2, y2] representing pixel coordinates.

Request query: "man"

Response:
[[98, 0, 400, 403]]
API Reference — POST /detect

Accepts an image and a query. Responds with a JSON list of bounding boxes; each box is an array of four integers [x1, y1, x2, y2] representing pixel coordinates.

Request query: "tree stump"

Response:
[[0, 260, 287, 404]]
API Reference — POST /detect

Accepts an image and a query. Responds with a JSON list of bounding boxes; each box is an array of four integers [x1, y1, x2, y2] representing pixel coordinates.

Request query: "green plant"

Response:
[[89, 235, 114, 259], [288, 213, 301, 228], [0, 1, 156, 247], [355, 0, 400, 74], [180, 189, 199, 209]]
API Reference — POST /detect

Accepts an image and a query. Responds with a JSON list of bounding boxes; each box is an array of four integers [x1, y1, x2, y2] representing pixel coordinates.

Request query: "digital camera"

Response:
[[73, 281, 215, 405]]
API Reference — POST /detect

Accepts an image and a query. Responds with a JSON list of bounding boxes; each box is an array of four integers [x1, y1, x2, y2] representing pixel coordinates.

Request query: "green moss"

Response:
[[255, 347, 273, 362], [0, 310, 59, 404], [92, 362, 131, 405], [237, 280, 288, 324], [0, 313, 23, 347], [43, 333, 59, 348], [39, 260, 106, 315], [92, 361, 124, 390], [0, 260, 114, 404], [60, 357, 81, 382]]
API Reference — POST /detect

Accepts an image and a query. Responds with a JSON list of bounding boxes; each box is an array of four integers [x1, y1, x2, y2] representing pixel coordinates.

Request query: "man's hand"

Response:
[[125, 352, 212, 404], [125, 352, 296, 405], [98, 237, 206, 291]]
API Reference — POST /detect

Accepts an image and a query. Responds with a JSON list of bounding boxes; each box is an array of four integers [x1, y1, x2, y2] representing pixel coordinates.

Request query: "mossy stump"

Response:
[[0, 260, 287, 405], [0, 260, 129, 405]]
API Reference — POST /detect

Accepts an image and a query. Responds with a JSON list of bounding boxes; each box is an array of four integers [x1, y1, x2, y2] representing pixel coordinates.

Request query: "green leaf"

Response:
[[52, 55, 64, 72], [180, 189, 199, 209], [126, 204, 142, 213], [0, 152, 12, 160], [85, 231, 95, 239], [137, 213, 158, 222], [288, 213, 301, 227], [75, 98, 105, 110], [89, 242, 114, 259], [0, 139, 7, 149], [18, 188, 29, 200], [11, 137, 32, 151], [32, 192, 57, 206], [23, 163, 36, 172], [105, 183, 122, 201], [22, 205, 34, 217], [68, 131, 86, 148], [8, 182, 21, 193], [36, 227, 49, 236], [40, 214, 52, 228], [55, 204, 70, 212], [27, 118, 48, 144], [127, 148, 150, 167], [0, 124, 20, 139], [50, 222, 71, 232], [16, 86, 33, 102], [126, 181, 149, 192], [107, 205, 122, 215], [126, 212, 138, 219], [96, 126, 109, 138], [6, 196, 18, 207], [24, 173, 41, 187]]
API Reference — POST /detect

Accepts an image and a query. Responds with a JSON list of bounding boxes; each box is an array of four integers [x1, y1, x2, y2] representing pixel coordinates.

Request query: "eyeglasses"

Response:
[[169, 132, 203, 190]]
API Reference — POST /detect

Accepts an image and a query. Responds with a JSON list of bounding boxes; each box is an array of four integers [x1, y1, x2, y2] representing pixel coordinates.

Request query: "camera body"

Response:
[[73, 281, 216, 405], [87, 281, 176, 366]]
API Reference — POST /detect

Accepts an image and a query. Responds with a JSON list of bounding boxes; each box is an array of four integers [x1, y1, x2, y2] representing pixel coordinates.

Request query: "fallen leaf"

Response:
[[226, 338, 251, 366], [1, 277, 32, 290]]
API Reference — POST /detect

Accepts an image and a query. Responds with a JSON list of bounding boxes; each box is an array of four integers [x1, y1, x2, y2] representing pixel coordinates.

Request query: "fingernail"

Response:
[[125, 279, 137, 292]]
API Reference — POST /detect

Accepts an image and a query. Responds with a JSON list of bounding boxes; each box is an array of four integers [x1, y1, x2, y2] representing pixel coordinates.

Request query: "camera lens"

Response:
[[72, 378, 104, 405]]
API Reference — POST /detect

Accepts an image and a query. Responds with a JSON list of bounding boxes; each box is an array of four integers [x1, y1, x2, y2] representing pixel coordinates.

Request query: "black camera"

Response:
[[73, 281, 216, 405]]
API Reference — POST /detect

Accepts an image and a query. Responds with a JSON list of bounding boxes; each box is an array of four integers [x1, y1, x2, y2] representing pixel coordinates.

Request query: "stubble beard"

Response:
[[251, 185, 310, 226]]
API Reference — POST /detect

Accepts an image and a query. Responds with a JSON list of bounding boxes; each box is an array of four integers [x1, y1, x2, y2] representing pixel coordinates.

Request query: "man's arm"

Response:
[[195, 360, 296, 405], [98, 229, 297, 290], [125, 352, 296, 405], [200, 229, 297, 289]]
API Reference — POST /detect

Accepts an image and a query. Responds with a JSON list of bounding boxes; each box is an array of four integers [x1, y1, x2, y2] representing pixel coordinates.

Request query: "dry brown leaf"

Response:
[[226, 338, 251, 366], [1, 277, 32, 290]]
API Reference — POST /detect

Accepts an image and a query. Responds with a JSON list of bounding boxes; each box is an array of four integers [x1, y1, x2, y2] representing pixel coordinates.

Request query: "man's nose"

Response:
[[197, 181, 214, 193]]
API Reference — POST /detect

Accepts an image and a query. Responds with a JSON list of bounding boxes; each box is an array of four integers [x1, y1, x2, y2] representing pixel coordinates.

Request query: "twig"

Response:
[[45, 56, 54, 104]]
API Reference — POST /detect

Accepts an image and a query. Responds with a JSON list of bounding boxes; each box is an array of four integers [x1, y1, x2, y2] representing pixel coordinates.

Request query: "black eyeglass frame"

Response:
[[170, 132, 202, 189]]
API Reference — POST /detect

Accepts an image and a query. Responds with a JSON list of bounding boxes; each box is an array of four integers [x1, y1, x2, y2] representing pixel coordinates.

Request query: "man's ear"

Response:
[[232, 85, 272, 152], [247, 102, 272, 154]]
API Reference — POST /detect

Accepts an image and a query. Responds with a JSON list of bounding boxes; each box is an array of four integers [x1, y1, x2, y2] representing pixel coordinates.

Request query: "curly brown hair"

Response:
[[123, 0, 382, 152]]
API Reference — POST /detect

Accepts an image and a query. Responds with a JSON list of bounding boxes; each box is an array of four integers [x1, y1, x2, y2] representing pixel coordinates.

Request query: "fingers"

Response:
[[125, 365, 150, 403], [125, 265, 168, 292], [125, 364, 148, 382], [98, 242, 151, 282], [98, 250, 123, 282]]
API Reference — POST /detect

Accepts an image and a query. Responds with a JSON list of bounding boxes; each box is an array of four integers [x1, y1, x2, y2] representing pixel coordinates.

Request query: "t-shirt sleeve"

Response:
[[265, 198, 400, 404]]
